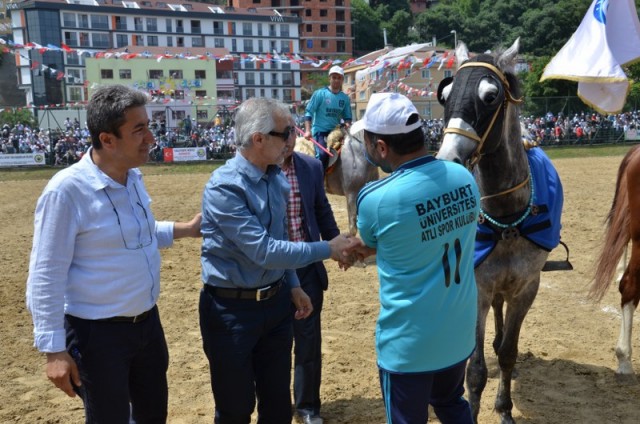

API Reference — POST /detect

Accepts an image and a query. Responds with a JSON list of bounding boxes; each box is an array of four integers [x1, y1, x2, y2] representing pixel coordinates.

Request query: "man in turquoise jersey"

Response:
[[348, 92, 479, 424], [304, 66, 352, 169]]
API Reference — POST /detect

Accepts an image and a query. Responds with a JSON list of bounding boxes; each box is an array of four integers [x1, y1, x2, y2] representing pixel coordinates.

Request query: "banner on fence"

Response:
[[0, 153, 46, 167], [626, 129, 640, 140], [162, 147, 207, 163]]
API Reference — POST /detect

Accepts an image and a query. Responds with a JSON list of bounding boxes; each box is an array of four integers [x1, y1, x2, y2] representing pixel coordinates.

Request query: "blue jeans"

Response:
[[199, 285, 293, 424], [379, 360, 473, 424], [65, 306, 169, 424], [313, 132, 330, 169]]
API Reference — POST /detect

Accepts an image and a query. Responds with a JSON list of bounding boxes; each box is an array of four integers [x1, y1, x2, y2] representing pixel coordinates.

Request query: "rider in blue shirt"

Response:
[[349, 93, 480, 424], [304, 66, 352, 169]]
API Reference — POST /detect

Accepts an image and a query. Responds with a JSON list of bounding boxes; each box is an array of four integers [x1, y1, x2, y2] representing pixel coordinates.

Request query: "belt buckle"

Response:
[[256, 285, 271, 302]]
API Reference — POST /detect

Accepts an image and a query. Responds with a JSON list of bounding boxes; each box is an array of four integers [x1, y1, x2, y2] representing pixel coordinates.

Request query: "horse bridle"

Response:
[[442, 61, 527, 200]]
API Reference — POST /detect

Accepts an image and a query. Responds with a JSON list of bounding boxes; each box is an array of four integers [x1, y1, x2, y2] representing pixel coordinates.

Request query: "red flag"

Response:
[[31, 61, 40, 70], [61, 43, 73, 52], [446, 55, 455, 68], [56, 72, 65, 81]]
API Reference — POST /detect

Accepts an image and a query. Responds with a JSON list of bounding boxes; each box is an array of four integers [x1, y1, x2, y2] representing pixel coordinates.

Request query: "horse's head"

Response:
[[436, 38, 522, 168]]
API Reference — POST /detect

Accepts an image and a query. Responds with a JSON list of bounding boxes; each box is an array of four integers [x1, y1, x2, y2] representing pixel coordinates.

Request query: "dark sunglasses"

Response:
[[268, 126, 294, 141]]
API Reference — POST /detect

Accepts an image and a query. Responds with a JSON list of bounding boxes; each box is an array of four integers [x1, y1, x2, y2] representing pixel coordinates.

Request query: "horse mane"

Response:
[[590, 145, 640, 301]]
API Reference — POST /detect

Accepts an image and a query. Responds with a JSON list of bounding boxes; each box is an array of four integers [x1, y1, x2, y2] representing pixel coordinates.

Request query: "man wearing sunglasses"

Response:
[[200, 97, 356, 424], [26, 85, 202, 423]]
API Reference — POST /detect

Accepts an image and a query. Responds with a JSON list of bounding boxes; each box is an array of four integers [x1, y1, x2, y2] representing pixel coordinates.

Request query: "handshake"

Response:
[[327, 234, 376, 270]]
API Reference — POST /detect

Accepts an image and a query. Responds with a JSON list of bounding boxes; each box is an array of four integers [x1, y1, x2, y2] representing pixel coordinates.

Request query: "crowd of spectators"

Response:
[[2, 109, 639, 167]]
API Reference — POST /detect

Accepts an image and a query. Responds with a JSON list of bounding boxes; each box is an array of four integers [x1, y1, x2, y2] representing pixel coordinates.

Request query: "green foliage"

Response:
[[353, 0, 384, 53], [383, 10, 415, 47], [0, 108, 37, 128]]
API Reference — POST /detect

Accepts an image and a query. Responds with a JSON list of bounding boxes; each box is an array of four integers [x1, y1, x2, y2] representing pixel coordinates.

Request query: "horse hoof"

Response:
[[614, 372, 638, 385], [500, 413, 516, 424]]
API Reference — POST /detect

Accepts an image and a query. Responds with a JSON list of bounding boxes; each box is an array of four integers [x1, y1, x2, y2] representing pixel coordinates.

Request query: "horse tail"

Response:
[[590, 145, 640, 301]]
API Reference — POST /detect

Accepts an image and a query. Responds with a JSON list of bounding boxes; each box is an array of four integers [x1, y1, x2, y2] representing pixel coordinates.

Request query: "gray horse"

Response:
[[436, 39, 564, 424], [295, 128, 379, 235]]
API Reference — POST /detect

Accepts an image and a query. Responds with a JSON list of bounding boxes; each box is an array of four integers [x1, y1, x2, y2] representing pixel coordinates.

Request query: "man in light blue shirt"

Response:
[[26, 85, 201, 423], [200, 97, 355, 424], [349, 93, 480, 424], [304, 66, 352, 169]]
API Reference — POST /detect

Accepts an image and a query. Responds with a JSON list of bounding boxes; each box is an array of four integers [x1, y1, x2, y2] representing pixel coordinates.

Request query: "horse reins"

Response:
[[443, 61, 527, 200]]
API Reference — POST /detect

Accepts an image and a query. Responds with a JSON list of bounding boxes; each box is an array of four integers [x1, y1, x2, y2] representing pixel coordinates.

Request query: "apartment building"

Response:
[[9, 0, 302, 108], [229, 0, 353, 90]]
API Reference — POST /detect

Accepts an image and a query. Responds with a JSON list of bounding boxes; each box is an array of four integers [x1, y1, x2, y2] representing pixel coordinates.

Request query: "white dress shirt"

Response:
[[26, 149, 174, 353]]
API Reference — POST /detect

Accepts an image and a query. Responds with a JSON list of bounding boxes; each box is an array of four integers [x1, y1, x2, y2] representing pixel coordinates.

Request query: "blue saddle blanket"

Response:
[[474, 147, 564, 268]]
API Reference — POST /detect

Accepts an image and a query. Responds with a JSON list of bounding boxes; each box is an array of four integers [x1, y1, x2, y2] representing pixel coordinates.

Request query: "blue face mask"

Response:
[[363, 141, 392, 173]]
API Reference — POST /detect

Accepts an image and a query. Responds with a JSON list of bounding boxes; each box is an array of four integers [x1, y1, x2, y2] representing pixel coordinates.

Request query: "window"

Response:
[[177, 37, 184, 47], [230, 22, 236, 35], [321, 40, 328, 48], [191, 20, 201, 34], [421, 69, 431, 79], [283, 89, 292, 103], [245, 73, 255, 85], [91, 15, 108, 29], [244, 61, 255, 70], [79, 32, 90, 47], [166, 36, 173, 47], [66, 68, 82, 84], [259, 73, 265, 85], [197, 110, 208, 120], [319, 10, 327, 17], [64, 31, 78, 46], [192, 37, 204, 47], [149, 70, 164, 79], [101, 69, 114, 79], [282, 73, 292, 86], [231, 39, 237, 51], [63, 13, 75, 27], [146, 18, 157, 31], [176, 19, 184, 33], [336, 10, 345, 21], [134, 17, 143, 31], [280, 40, 290, 53], [269, 24, 276, 37], [79, 14, 89, 28], [195, 70, 206, 79], [271, 89, 279, 99], [305, 9, 311, 17], [134, 35, 143, 45], [67, 52, 81, 65], [119, 69, 132, 79], [147, 35, 159, 46], [337, 40, 346, 52], [271, 73, 278, 85], [92, 33, 110, 48], [280, 24, 289, 37], [320, 24, 328, 33], [246, 88, 255, 99], [166, 19, 172, 32], [172, 90, 184, 100], [68, 86, 84, 102], [170, 70, 183, 79], [213, 21, 223, 35], [306, 24, 312, 32], [444, 70, 453, 78], [214, 38, 224, 48], [257, 23, 263, 36], [243, 22, 252, 36], [243, 39, 253, 52], [115, 16, 127, 30], [195, 90, 206, 98]]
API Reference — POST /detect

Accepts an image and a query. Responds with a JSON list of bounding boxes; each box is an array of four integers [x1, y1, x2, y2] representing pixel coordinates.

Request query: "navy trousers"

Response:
[[379, 360, 473, 424], [65, 306, 169, 424], [313, 133, 330, 169], [199, 285, 293, 424], [292, 265, 324, 417]]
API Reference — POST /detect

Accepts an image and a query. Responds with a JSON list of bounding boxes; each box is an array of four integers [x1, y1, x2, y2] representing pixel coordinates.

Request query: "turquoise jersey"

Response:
[[304, 86, 352, 134], [357, 156, 480, 373]]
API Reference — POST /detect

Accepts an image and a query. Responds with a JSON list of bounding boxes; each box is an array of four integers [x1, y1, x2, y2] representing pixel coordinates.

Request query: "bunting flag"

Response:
[[540, 0, 640, 113]]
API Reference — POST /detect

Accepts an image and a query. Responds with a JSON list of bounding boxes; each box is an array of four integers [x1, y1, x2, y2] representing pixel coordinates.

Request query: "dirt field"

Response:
[[2, 154, 640, 423]]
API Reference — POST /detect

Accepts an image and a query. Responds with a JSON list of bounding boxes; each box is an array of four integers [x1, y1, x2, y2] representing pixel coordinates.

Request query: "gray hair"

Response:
[[233, 97, 291, 150], [86, 85, 149, 149]]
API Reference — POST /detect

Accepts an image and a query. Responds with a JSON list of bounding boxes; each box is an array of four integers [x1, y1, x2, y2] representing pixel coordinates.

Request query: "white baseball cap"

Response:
[[328, 65, 344, 76], [350, 92, 422, 135]]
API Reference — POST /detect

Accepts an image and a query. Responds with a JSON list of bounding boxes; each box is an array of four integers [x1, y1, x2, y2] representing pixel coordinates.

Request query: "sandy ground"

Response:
[[2, 154, 640, 423]]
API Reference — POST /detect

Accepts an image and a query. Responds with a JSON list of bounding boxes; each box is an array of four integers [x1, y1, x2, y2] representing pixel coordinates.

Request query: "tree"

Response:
[[383, 10, 415, 47], [0, 108, 37, 128], [352, 0, 384, 54]]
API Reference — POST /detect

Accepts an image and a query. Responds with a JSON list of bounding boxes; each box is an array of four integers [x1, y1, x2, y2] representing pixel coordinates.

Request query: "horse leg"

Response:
[[466, 294, 492, 423], [494, 278, 540, 424], [615, 269, 640, 382], [345, 191, 358, 236], [492, 294, 505, 356]]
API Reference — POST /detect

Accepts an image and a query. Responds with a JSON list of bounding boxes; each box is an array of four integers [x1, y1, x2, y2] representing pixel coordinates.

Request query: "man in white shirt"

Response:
[[26, 85, 201, 423]]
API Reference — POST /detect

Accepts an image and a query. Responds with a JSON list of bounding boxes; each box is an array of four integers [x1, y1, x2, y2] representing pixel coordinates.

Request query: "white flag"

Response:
[[540, 0, 640, 113]]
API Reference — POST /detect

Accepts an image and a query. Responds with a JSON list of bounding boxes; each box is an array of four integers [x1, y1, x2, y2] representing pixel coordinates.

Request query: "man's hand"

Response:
[[344, 237, 376, 262], [46, 351, 81, 397], [328, 234, 363, 265], [291, 287, 313, 319], [304, 130, 312, 140], [174, 212, 202, 239]]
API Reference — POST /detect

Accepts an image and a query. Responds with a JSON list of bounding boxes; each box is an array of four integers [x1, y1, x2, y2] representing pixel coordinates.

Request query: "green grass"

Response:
[[1, 143, 637, 182]]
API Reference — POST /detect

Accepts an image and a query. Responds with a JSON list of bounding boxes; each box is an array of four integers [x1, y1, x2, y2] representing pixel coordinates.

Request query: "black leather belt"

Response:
[[95, 308, 152, 323], [204, 278, 284, 302]]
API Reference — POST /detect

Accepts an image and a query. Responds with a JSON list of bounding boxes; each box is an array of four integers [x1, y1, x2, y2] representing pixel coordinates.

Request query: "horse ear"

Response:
[[437, 77, 454, 105], [456, 42, 469, 66], [499, 38, 520, 68]]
